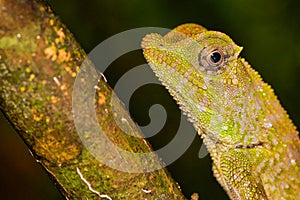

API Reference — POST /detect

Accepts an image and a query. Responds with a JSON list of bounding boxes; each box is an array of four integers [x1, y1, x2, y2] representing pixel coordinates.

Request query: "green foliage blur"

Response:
[[1, 0, 299, 199]]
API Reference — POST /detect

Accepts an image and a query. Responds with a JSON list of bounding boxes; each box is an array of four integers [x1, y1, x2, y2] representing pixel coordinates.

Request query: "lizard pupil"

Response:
[[210, 51, 222, 63]]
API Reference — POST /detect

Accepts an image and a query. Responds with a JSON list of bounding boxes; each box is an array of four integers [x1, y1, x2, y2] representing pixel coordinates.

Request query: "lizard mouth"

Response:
[[234, 142, 264, 149], [205, 130, 265, 150]]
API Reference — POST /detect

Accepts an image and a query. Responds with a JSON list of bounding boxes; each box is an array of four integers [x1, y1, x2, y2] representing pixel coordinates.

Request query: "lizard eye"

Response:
[[198, 47, 227, 73]]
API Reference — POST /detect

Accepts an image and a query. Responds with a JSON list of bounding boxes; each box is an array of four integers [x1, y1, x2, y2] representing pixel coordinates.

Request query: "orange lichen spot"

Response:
[[33, 113, 44, 122], [58, 49, 71, 62], [191, 193, 199, 200], [39, 6, 45, 12], [64, 65, 77, 77], [60, 84, 67, 91], [29, 74, 35, 82], [49, 19, 54, 26], [33, 135, 80, 163], [45, 116, 51, 124], [25, 67, 31, 73], [46, 6, 52, 13], [20, 86, 26, 92], [64, 66, 72, 73], [31, 109, 44, 122], [98, 92, 106, 105], [44, 44, 57, 61], [42, 80, 47, 85], [55, 28, 66, 44], [50, 96, 60, 104], [60, 145, 80, 161], [84, 167, 89, 171]]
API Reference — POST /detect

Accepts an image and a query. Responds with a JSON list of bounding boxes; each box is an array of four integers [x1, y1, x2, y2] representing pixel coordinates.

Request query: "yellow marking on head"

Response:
[[232, 78, 238, 85]]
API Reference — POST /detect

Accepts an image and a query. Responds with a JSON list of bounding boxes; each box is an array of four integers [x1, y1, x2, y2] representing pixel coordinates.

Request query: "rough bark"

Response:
[[0, 0, 186, 199]]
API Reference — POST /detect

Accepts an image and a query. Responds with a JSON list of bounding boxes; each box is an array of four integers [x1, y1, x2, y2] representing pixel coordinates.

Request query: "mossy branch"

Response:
[[0, 0, 186, 199]]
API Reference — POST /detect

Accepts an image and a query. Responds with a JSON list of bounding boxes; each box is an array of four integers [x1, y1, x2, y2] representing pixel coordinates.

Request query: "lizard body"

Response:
[[141, 23, 300, 199]]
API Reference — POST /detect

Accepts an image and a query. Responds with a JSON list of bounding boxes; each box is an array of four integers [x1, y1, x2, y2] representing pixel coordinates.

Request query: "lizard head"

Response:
[[142, 23, 264, 150]]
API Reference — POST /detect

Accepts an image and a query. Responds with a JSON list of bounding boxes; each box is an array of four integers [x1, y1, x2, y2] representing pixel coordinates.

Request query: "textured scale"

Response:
[[141, 23, 300, 200]]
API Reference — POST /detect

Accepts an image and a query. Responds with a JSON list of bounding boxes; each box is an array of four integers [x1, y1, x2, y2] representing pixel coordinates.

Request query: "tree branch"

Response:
[[0, 0, 186, 199]]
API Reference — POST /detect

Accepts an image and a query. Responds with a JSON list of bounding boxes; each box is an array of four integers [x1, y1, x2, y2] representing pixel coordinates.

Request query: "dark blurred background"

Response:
[[1, 0, 300, 199]]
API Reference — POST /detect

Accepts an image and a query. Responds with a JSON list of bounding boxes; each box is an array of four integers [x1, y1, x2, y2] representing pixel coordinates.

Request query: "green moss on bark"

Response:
[[0, 0, 186, 199]]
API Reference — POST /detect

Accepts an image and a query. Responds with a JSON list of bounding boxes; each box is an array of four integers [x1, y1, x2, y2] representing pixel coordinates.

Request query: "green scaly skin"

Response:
[[141, 23, 300, 200]]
